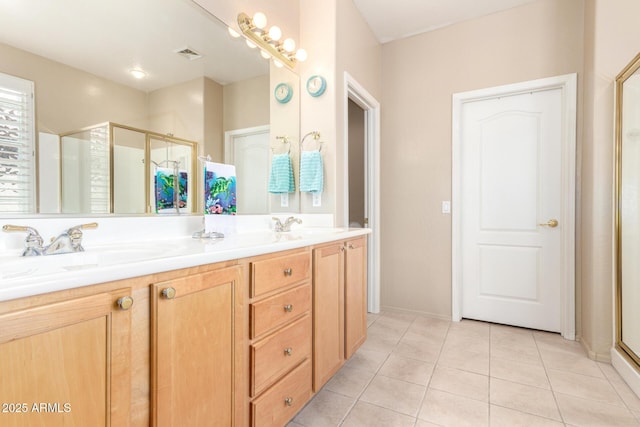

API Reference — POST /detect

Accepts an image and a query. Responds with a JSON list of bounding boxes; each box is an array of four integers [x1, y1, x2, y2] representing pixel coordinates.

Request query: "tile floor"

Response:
[[288, 312, 640, 427]]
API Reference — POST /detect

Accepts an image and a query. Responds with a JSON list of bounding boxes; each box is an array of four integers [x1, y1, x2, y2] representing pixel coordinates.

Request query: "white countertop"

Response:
[[0, 227, 370, 302]]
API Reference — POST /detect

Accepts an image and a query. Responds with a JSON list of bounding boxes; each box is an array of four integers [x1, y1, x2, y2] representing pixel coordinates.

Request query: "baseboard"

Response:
[[578, 336, 611, 362], [611, 348, 640, 399], [378, 305, 451, 322]]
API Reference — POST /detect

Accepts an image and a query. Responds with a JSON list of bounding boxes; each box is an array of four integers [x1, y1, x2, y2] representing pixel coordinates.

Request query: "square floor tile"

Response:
[[419, 388, 489, 427], [599, 362, 640, 411], [489, 377, 561, 421], [378, 354, 434, 386], [430, 365, 489, 402], [555, 392, 640, 426], [341, 401, 416, 427], [490, 357, 550, 389], [393, 334, 443, 363], [438, 347, 489, 375], [293, 389, 355, 427], [547, 369, 625, 407], [360, 375, 426, 417], [539, 347, 605, 379], [324, 364, 376, 398], [489, 405, 564, 427]]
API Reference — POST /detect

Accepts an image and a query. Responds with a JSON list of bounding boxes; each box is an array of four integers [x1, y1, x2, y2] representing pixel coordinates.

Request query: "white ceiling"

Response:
[[0, 0, 268, 92], [0, 0, 539, 93], [352, 0, 538, 43]]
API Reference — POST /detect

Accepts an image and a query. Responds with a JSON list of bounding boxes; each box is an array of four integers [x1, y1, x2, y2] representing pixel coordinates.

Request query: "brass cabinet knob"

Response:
[[283, 304, 293, 312], [161, 287, 176, 300], [284, 268, 293, 277], [117, 296, 134, 310], [284, 347, 293, 356], [284, 397, 293, 407]]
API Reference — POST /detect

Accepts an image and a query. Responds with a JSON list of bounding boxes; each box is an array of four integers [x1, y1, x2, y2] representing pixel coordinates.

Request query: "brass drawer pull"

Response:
[[284, 304, 293, 312], [284, 397, 293, 406], [284, 347, 293, 356], [117, 296, 134, 310], [284, 268, 293, 276], [161, 287, 176, 300]]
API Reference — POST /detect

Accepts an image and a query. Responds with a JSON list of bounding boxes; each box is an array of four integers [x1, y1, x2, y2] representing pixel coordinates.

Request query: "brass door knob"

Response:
[[538, 219, 559, 228], [161, 287, 176, 299], [117, 296, 134, 310], [284, 304, 293, 312]]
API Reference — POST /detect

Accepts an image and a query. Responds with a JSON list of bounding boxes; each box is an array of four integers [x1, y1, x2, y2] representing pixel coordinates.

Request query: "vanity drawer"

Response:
[[251, 314, 311, 396], [251, 358, 312, 427], [251, 284, 311, 339], [251, 252, 311, 297]]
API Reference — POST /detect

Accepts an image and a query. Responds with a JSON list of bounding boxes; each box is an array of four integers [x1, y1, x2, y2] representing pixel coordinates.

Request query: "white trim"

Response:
[[344, 72, 381, 314], [223, 124, 270, 164], [451, 73, 577, 339]]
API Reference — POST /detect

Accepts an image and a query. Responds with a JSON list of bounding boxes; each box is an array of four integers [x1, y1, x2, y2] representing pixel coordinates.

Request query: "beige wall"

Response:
[[0, 42, 148, 134], [298, 0, 382, 216], [222, 74, 269, 132], [580, 0, 640, 359], [148, 77, 206, 144], [333, 0, 383, 223], [204, 77, 224, 162], [380, 0, 585, 318]]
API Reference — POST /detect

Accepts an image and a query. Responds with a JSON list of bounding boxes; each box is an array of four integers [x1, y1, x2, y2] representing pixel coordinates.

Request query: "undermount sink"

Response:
[[0, 244, 176, 281]]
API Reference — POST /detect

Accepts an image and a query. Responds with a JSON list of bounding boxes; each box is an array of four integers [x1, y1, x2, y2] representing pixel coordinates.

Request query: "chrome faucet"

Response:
[[3, 222, 98, 256], [272, 216, 302, 232]]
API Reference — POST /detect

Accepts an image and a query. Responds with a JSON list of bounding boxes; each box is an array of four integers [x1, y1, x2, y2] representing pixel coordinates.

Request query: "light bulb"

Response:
[[268, 26, 282, 42], [246, 39, 257, 49], [252, 12, 267, 29], [129, 68, 147, 79], [260, 50, 271, 59], [273, 59, 284, 68], [283, 38, 296, 53], [295, 48, 308, 62], [227, 27, 240, 38]]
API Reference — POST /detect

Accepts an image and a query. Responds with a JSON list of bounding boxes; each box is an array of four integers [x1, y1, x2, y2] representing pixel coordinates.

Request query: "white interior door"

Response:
[[459, 86, 566, 333], [225, 126, 269, 214]]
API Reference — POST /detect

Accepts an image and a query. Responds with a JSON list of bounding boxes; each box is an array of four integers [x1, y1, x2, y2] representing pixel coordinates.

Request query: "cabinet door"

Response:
[[151, 266, 242, 427], [0, 288, 132, 427], [345, 237, 367, 359], [312, 243, 344, 391]]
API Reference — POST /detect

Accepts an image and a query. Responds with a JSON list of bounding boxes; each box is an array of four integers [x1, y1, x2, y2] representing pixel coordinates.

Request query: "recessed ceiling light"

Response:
[[129, 68, 147, 79]]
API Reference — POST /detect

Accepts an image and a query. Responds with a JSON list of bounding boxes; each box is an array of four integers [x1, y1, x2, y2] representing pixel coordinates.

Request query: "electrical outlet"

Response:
[[312, 193, 321, 207], [281, 193, 289, 207], [442, 201, 451, 214]]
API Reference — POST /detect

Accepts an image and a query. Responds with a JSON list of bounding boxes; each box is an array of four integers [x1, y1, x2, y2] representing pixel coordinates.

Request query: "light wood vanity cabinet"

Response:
[[150, 266, 243, 427], [0, 287, 133, 427], [313, 236, 368, 391], [0, 233, 368, 427], [248, 249, 313, 427]]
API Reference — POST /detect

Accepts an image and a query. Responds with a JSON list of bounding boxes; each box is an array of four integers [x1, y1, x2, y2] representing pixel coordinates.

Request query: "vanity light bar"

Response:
[[237, 12, 303, 69]]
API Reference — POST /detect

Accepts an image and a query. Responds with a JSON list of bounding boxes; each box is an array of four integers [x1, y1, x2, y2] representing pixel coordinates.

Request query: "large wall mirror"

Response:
[[0, 0, 300, 216], [615, 52, 640, 369]]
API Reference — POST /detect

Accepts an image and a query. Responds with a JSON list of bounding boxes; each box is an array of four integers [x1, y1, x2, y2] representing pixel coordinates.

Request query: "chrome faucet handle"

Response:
[[3, 224, 44, 256], [65, 222, 98, 251], [272, 217, 284, 232]]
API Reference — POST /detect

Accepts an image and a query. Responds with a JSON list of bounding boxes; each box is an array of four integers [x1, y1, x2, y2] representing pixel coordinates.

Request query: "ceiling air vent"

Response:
[[175, 47, 203, 61]]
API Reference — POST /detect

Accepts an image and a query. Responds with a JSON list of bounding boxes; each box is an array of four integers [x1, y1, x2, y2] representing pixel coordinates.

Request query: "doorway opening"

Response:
[[344, 72, 380, 313]]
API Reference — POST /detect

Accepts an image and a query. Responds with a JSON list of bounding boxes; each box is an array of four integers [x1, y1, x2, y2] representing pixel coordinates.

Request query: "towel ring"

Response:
[[273, 135, 291, 154], [301, 131, 322, 152]]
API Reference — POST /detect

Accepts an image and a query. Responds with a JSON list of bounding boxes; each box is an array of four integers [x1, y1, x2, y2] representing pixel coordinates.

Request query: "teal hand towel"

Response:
[[268, 153, 294, 193], [300, 150, 323, 193]]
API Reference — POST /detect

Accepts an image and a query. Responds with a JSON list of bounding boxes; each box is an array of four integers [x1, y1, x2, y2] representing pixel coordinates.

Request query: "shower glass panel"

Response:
[[61, 126, 110, 214]]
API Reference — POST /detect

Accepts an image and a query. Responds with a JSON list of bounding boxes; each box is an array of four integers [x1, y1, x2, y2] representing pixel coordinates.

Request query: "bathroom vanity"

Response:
[[0, 225, 368, 427]]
